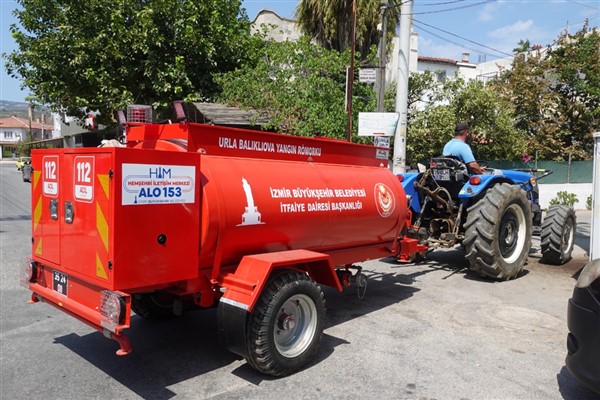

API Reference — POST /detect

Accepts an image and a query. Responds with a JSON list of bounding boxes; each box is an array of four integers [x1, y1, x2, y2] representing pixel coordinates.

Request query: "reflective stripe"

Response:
[[219, 297, 249, 310]]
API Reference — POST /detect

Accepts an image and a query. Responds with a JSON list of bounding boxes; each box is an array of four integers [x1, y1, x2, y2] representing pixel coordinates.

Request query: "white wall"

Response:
[[538, 183, 593, 210]]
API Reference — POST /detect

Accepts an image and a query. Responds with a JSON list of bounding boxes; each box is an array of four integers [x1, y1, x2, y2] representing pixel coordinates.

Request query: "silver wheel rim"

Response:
[[500, 204, 527, 264], [562, 218, 575, 255], [274, 294, 318, 358]]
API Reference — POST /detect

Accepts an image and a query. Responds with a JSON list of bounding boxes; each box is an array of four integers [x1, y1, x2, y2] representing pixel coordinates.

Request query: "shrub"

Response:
[[550, 191, 579, 207], [587, 195, 593, 210]]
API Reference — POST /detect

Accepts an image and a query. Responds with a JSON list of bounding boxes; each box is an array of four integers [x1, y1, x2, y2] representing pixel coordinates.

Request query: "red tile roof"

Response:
[[0, 116, 53, 131], [417, 56, 458, 65]]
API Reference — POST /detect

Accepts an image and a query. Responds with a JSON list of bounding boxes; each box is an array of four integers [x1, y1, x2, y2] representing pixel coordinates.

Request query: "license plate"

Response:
[[52, 271, 68, 296], [433, 169, 450, 181]]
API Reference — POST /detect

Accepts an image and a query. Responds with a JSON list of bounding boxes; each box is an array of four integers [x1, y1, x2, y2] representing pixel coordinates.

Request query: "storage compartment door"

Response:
[[31, 154, 62, 265], [60, 153, 113, 288]]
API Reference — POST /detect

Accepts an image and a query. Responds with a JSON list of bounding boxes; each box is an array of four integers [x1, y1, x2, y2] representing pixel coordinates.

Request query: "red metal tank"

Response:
[[129, 123, 409, 269], [197, 155, 407, 268]]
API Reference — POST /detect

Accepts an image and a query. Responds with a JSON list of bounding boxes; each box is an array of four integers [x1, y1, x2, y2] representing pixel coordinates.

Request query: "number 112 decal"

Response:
[[42, 155, 59, 197], [74, 156, 94, 202]]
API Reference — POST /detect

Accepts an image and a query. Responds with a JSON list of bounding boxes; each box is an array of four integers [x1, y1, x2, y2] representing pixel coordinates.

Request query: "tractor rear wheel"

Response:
[[246, 271, 325, 376], [540, 205, 576, 265], [464, 183, 532, 280]]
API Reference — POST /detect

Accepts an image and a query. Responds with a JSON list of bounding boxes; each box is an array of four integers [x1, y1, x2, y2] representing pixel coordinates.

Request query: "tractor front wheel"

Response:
[[540, 205, 576, 265], [464, 183, 533, 280], [246, 271, 325, 377]]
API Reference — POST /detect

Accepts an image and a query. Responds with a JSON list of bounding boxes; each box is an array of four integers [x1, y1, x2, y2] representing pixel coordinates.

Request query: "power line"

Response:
[[418, 0, 468, 7], [409, 0, 496, 15], [414, 18, 513, 57], [565, 0, 600, 11], [413, 22, 502, 59]]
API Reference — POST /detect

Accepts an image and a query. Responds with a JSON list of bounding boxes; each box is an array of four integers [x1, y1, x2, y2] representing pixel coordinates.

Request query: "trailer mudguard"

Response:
[[217, 249, 340, 357]]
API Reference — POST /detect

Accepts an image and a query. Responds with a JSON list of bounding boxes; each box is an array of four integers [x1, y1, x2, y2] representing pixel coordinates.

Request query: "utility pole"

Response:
[[392, 0, 412, 174], [376, 0, 389, 112], [346, 0, 357, 142], [27, 102, 34, 142]]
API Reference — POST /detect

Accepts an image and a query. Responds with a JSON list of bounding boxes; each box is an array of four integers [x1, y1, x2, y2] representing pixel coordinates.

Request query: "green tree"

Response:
[[215, 37, 374, 140], [405, 74, 526, 165], [513, 39, 531, 53], [4, 0, 258, 124], [295, 0, 400, 60], [495, 24, 599, 160], [548, 23, 600, 156]]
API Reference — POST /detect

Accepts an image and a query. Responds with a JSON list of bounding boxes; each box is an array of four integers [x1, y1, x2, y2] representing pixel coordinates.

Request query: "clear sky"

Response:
[[1, 0, 598, 103]]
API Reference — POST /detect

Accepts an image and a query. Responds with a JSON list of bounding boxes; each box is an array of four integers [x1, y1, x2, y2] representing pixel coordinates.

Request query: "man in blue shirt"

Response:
[[443, 122, 485, 175]]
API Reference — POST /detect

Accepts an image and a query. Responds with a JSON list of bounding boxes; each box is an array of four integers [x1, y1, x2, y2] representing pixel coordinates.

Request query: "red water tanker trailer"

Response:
[[22, 121, 424, 376]]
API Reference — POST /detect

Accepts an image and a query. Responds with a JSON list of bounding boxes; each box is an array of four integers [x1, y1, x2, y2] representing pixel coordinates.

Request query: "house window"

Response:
[[3, 131, 13, 139], [436, 70, 447, 82]]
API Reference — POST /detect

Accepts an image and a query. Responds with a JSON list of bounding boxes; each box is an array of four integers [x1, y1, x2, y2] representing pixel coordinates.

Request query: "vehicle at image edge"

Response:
[[21, 104, 426, 377], [566, 258, 600, 395], [398, 157, 576, 279], [16, 156, 31, 171], [22, 163, 32, 182]]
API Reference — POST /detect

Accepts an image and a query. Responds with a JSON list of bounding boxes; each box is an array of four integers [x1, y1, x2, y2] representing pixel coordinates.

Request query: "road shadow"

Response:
[[557, 365, 599, 400], [383, 247, 531, 282], [54, 309, 234, 399], [53, 268, 419, 398]]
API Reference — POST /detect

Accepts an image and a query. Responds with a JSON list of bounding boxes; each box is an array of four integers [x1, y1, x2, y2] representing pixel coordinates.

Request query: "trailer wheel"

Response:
[[464, 183, 532, 280], [246, 271, 325, 377], [540, 205, 576, 265]]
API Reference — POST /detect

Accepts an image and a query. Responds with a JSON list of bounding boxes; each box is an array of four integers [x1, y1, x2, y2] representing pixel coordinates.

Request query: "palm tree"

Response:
[[295, 0, 400, 60]]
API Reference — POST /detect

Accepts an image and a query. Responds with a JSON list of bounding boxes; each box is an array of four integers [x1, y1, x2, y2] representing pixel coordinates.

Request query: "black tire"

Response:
[[246, 271, 325, 377], [464, 183, 532, 280], [540, 205, 576, 265]]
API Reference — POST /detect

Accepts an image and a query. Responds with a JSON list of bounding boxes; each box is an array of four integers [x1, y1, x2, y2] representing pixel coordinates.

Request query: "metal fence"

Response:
[[486, 160, 594, 184]]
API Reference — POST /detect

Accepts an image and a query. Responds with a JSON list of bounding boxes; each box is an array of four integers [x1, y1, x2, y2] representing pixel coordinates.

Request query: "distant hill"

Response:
[[0, 100, 50, 118]]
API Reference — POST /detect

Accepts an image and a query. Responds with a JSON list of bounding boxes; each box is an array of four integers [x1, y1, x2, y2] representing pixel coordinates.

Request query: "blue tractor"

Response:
[[399, 157, 576, 279]]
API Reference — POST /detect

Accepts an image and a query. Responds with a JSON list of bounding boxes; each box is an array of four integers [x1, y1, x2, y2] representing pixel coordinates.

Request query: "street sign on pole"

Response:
[[374, 136, 390, 148], [358, 112, 399, 136], [359, 68, 377, 84]]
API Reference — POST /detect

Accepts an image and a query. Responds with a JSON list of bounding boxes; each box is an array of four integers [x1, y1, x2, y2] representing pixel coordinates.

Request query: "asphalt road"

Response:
[[0, 160, 598, 400]]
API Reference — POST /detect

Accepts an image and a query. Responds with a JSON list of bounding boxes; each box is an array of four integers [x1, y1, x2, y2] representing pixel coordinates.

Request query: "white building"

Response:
[[0, 116, 54, 158], [251, 9, 302, 42]]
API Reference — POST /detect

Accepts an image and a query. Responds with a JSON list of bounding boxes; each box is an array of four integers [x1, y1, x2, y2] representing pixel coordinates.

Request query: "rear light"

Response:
[[20, 260, 38, 287], [100, 291, 125, 331], [469, 176, 482, 185]]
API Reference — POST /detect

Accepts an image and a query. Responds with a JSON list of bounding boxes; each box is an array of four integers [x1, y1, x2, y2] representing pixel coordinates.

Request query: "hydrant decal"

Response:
[[239, 177, 263, 226]]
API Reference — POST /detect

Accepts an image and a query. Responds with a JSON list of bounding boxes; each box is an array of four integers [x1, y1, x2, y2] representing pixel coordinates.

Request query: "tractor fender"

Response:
[[458, 174, 513, 199], [217, 249, 340, 358], [399, 172, 422, 213]]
